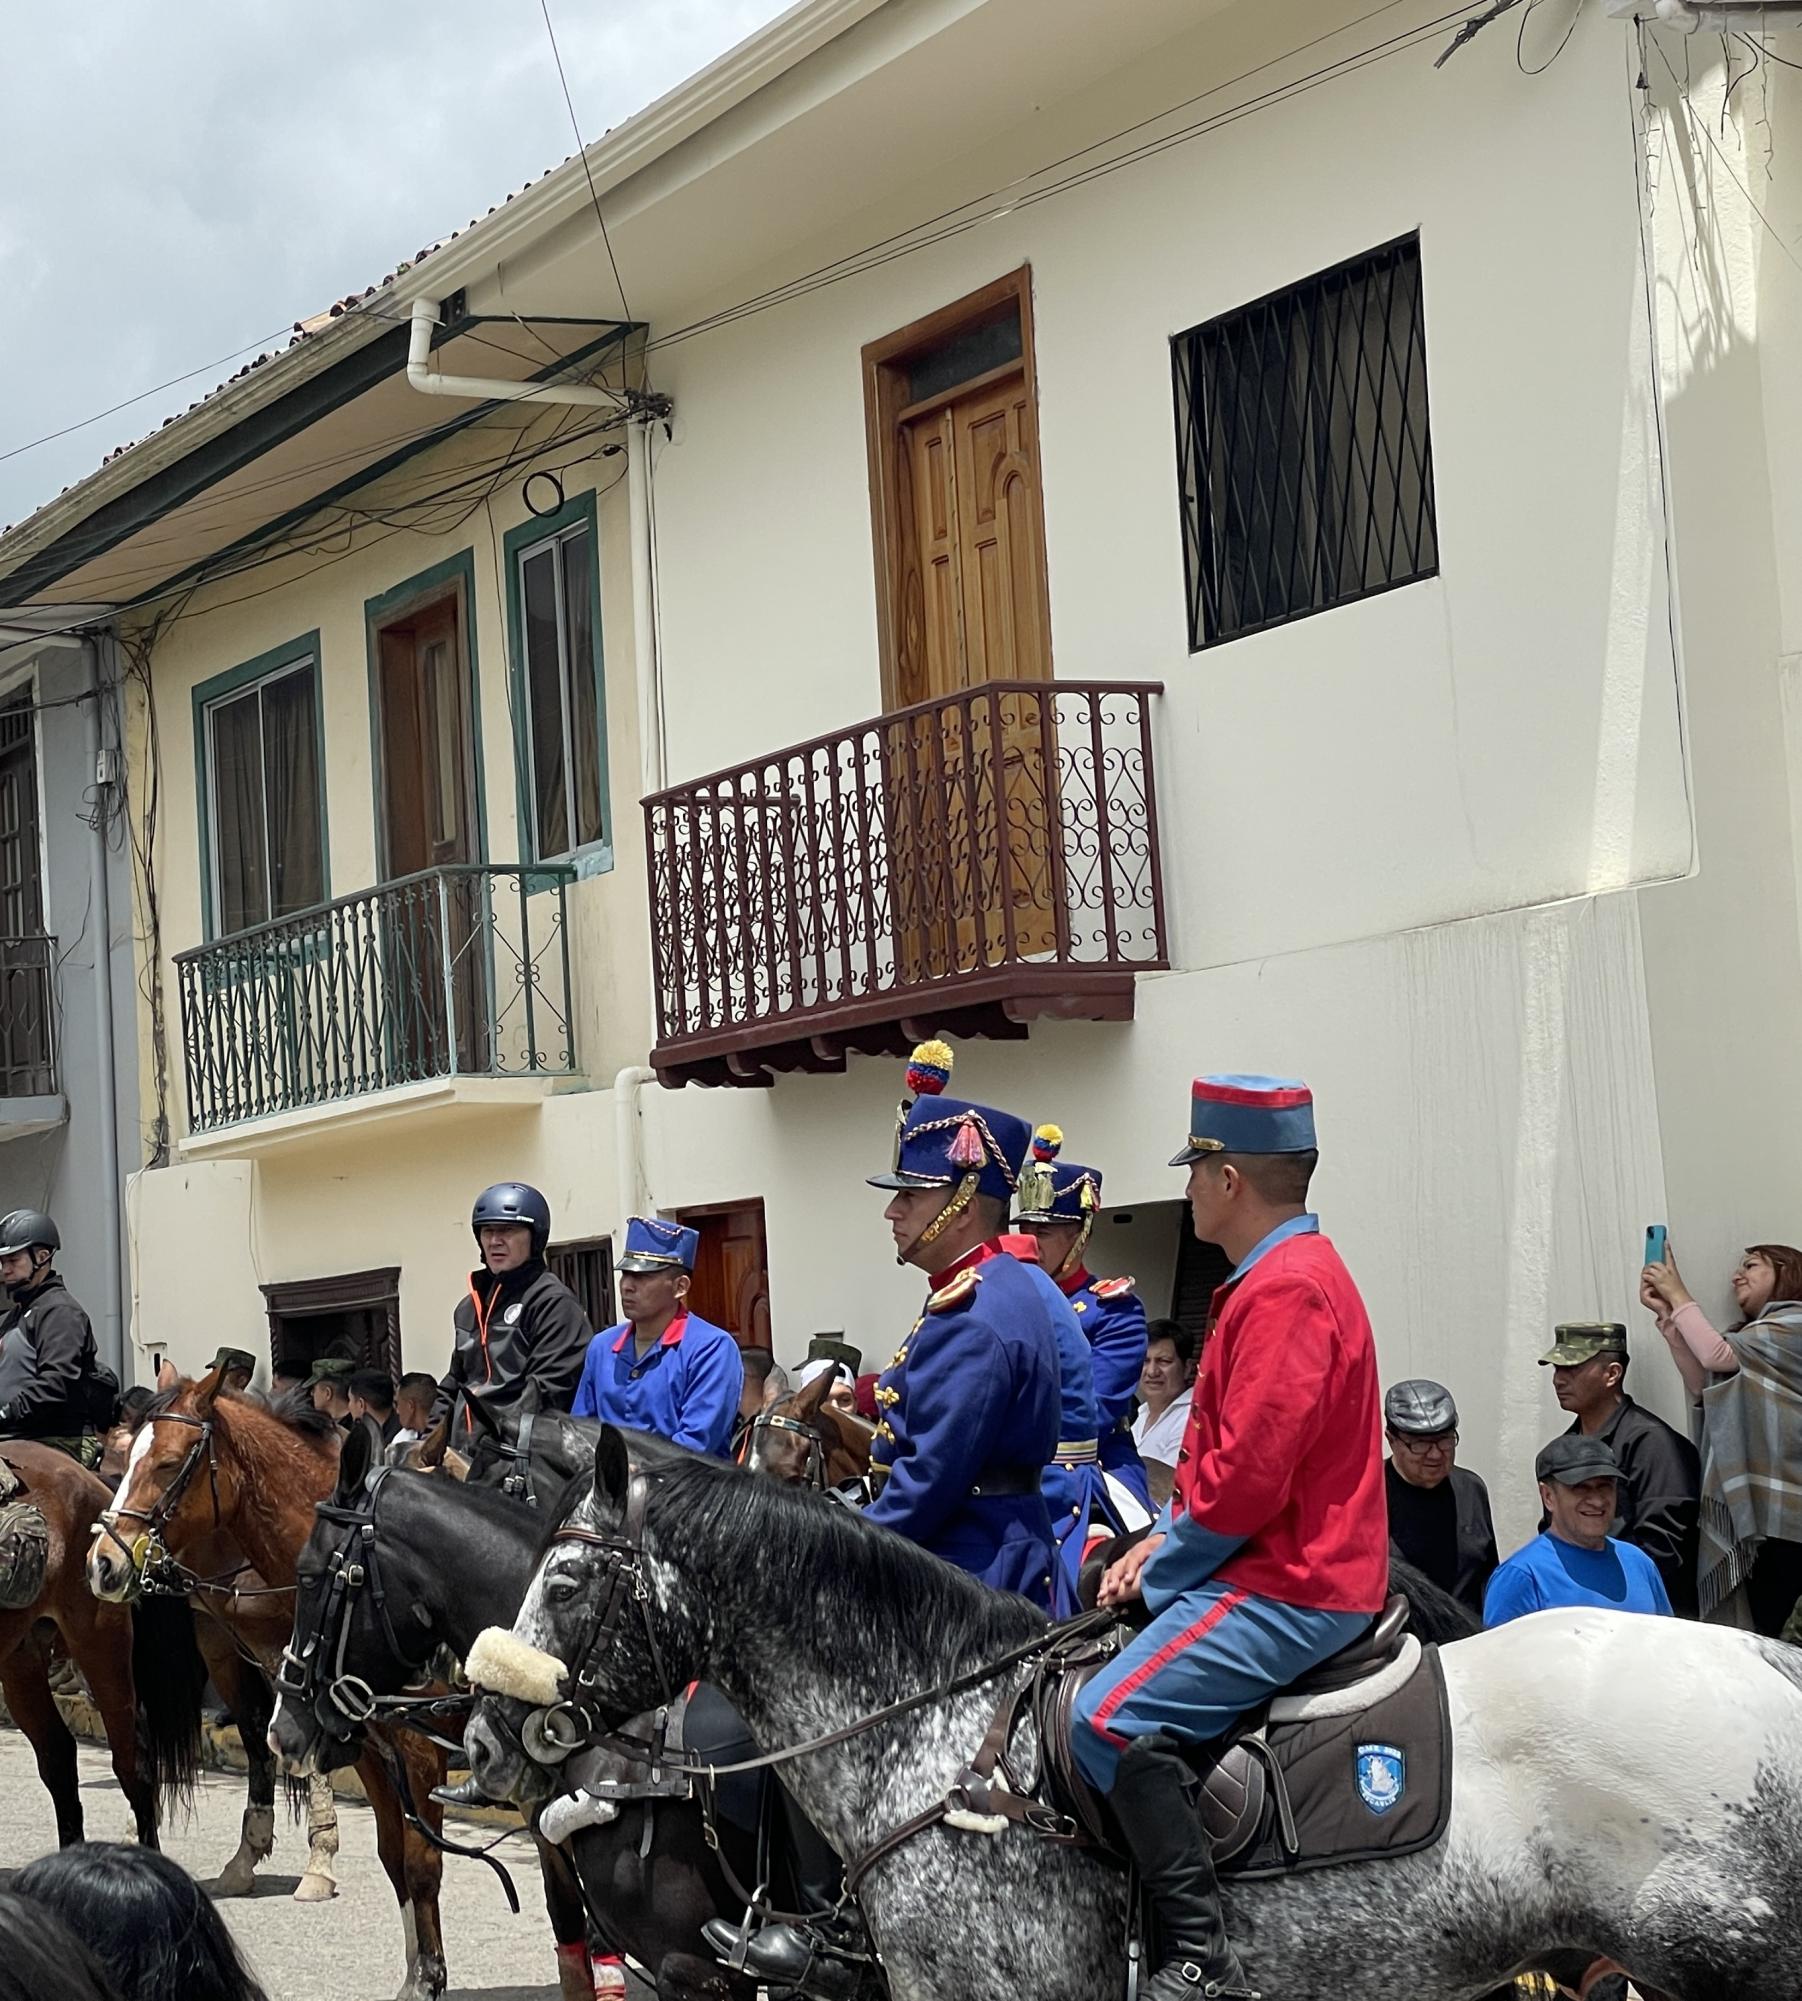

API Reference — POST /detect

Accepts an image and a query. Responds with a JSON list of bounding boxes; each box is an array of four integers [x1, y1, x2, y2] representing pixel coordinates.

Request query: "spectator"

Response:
[[1644, 1240, 1802, 1633], [738, 1347, 779, 1423], [16, 1842, 269, 2001], [304, 1357, 356, 1426], [1383, 1379, 1498, 1620], [208, 1347, 257, 1395], [1130, 1318, 1196, 1470], [1539, 1322, 1700, 1615], [0, 1890, 118, 2001], [1485, 1437, 1672, 1626], [269, 1367, 306, 1407], [347, 1370, 399, 1444], [393, 1371, 438, 1443]]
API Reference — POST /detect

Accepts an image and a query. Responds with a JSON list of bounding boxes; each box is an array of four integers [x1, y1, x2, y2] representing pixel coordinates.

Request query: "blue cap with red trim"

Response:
[[1169, 1075, 1316, 1166], [617, 1215, 699, 1273]]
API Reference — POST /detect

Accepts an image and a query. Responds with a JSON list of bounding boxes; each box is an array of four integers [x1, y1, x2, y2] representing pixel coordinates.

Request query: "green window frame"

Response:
[[192, 633, 330, 941], [504, 489, 612, 878]]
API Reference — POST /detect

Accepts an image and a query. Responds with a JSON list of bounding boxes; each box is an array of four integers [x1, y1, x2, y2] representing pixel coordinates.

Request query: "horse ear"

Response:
[[337, 1416, 376, 1501], [155, 1356, 179, 1392], [463, 1389, 501, 1439], [793, 1369, 833, 1420], [192, 1363, 226, 1417], [412, 1413, 450, 1470], [593, 1424, 631, 1515]]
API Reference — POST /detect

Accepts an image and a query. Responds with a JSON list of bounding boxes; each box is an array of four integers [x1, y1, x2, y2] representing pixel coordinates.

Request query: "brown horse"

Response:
[[741, 1367, 877, 1490], [89, 1371, 456, 2001], [0, 1441, 200, 1849]]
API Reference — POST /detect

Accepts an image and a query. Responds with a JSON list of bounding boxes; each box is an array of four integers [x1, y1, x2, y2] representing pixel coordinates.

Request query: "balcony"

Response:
[[175, 865, 577, 1147], [0, 935, 63, 1139], [644, 679, 1167, 1086]]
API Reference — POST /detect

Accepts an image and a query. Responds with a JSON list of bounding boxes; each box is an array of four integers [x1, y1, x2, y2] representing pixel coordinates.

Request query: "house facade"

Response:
[[0, 0, 1796, 1538]]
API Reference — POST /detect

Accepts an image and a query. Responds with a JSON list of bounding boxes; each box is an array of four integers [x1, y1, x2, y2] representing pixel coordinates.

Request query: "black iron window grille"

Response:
[[1173, 232, 1438, 650]]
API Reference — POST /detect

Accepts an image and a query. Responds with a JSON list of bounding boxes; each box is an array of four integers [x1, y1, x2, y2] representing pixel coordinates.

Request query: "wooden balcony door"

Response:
[[372, 584, 485, 1075], [865, 270, 1057, 982], [676, 1199, 771, 1353]]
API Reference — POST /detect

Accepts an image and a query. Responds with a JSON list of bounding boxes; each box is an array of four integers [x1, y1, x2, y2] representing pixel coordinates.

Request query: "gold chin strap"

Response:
[[1053, 1214, 1094, 1282], [898, 1173, 980, 1266]]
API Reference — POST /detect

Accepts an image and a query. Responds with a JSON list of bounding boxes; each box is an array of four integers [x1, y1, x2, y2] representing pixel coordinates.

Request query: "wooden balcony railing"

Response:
[[176, 865, 577, 1133], [644, 680, 1167, 1084], [0, 935, 58, 1099]]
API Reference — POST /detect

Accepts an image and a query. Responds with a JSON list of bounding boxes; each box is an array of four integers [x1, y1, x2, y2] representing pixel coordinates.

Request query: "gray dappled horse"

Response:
[[466, 1425, 1802, 2001]]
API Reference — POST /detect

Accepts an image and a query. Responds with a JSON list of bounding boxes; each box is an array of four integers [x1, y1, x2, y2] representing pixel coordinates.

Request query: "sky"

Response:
[[0, 0, 792, 531]]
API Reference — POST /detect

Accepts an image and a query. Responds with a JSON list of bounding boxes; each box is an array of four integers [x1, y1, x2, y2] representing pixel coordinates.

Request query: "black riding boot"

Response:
[[431, 1772, 499, 1811], [703, 1783, 870, 2001], [1110, 1733, 1260, 2001]]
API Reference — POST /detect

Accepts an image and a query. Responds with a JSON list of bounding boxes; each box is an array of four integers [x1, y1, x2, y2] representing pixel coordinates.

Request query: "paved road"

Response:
[[0, 1728, 571, 2000]]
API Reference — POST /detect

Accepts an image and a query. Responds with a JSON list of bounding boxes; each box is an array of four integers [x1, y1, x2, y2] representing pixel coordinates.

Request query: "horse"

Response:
[[87, 1370, 455, 2001], [0, 1441, 201, 1848], [271, 1416, 757, 2001], [742, 1368, 876, 1493], [465, 1425, 1802, 2001]]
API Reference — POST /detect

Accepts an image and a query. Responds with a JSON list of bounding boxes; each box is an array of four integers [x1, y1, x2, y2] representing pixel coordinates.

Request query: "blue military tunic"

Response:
[[866, 1241, 1061, 1605], [572, 1310, 743, 1457], [1061, 1267, 1152, 1509]]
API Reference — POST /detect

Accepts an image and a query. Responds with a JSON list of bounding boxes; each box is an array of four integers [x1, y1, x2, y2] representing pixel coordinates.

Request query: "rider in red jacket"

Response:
[[1071, 1077, 1387, 2001]]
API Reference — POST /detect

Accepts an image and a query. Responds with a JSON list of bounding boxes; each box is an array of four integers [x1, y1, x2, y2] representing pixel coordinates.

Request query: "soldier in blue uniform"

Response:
[[1016, 1125, 1153, 1512], [864, 1041, 1062, 1606], [571, 1217, 743, 1456]]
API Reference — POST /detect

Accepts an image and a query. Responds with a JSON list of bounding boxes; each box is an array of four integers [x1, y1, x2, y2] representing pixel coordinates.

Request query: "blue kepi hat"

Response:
[[1169, 1075, 1317, 1167], [617, 1215, 699, 1273], [867, 1041, 1030, 1206]]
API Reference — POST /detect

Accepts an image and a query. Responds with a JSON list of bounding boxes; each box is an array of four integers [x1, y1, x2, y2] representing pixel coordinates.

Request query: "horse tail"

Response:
[[1386, 1550, 1480, 1643], [129, 1594, 207, 1809]]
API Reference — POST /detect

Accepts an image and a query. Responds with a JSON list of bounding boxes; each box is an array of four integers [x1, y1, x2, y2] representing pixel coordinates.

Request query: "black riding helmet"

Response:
[[470, 1182, 551, 1256], [0, 1209, 59, 1259]]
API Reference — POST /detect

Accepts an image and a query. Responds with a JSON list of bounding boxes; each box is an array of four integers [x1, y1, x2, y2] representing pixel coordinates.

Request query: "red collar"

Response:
[[612, 1310, 690, 1354], [930, 1236, 1037, 1290], [1057, 1264, 1093, 1298]]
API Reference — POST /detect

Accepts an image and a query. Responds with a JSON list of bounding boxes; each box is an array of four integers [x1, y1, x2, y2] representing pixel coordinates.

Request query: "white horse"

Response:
[[466, 1430, 1802, 2001]]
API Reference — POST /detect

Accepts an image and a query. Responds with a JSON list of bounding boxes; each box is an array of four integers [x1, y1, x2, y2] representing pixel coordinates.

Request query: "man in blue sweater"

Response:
[[1485, 1435, 1672, 1626]]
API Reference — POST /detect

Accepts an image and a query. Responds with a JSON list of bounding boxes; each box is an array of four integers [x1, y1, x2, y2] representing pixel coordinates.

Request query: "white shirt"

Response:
[[1132, 1397, 1188, 1465]]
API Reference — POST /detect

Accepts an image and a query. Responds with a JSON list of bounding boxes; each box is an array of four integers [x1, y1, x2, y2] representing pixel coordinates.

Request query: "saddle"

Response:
[[950, 1592, 1451, 1882], [0, 1456, 48, 1611]]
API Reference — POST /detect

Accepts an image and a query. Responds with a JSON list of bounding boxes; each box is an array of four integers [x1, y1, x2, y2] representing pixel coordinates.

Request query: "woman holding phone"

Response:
[[1642, 1239, 1802, 1635]]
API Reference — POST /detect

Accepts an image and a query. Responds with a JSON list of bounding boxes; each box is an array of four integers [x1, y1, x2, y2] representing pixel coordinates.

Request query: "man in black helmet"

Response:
[[0, 1208, 109, 1463], [431, 1183, 592, 1437]]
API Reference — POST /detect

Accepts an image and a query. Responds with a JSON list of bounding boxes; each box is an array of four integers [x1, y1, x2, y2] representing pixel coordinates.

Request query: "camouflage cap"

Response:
[[301, 1356, 359, 1391], [1538, 1322, 1628, 1368], [210, 1347, 258, 1378]]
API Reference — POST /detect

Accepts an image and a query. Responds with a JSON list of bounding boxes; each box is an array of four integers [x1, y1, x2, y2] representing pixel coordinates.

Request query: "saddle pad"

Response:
[[1223, 1639, 1450, 1879], [0, 1499, 49, 1611]]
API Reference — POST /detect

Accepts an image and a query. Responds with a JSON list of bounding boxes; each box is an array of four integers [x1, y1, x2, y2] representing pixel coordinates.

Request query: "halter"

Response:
[[277, 1466, 426, 1745], [96, 1412, 221, 1593], [746, 1408, 828, 1491]]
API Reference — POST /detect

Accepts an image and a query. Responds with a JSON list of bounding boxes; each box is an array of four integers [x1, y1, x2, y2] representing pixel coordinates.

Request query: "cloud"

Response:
[[0, 0, 788, 530]]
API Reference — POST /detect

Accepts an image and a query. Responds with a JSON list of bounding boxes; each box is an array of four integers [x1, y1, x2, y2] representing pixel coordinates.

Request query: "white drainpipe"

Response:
[[613, 1065, 659, 1237], [404, 297, 624, 410]]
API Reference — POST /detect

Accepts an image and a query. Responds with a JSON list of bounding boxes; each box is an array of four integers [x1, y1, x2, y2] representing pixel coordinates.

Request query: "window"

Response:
[[197, 641, 326, 937], [508, 496, 608, 865], [546, 1235, 614, 1333], [1173, 233, 1438, 649]]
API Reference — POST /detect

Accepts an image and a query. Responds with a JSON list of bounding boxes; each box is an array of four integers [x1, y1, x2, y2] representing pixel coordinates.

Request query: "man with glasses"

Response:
[[1384, 1378, 1498, 1621]]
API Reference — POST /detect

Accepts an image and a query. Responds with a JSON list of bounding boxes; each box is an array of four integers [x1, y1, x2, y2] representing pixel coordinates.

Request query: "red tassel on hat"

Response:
[[949, 1117, 986, 1170]]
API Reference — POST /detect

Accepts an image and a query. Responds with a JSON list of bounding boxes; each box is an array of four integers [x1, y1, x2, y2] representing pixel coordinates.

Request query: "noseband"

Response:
[[96, 1412, 219, 1592], [278, 1466, 423, 1745]]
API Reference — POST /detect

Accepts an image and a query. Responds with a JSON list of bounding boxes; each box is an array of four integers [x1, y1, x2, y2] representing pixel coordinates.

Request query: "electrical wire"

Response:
[[539, 0, 632, 322], [1651, 36, 1802, 279]]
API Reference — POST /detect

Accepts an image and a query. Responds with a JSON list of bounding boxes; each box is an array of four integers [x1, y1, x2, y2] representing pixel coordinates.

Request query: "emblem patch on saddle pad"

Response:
[[1355, 1743, 1405, 1816]]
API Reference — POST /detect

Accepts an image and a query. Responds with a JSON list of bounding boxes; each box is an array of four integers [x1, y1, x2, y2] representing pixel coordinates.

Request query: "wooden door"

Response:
[[887, 347, 1056, 977], [374, 594, 484, 1074], [677, 1200, 771, 1353]]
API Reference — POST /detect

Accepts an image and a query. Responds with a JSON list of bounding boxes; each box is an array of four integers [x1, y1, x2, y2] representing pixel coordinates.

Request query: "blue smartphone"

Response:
[[1646, 1224, 1668, 1266]]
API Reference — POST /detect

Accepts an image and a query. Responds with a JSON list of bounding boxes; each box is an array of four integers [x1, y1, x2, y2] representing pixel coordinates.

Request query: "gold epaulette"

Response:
[[927, 1268, 982, 1313], [1092, 1275, 1137, 1299]]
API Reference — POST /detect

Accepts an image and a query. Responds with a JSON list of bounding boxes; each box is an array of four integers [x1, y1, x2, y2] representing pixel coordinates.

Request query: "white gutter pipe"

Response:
[[405, 298, 624, 409], [82, 635, 126, 1380], [626, 420, 667, 798], [614, 1065, 659, 1239]]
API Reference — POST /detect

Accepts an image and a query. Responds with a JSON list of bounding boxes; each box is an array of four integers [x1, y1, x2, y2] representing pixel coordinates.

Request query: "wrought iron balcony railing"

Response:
[[0, 935, 58, 1099], [176, 865, 576, 1134], [644, 679, 1167, 1083]]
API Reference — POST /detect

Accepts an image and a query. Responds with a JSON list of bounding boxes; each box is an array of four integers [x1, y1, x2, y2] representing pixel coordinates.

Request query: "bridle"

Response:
[[276, 1465, 435, 1748], [96, 1411, 221, 1594], [745, 1408, 828, 1491]]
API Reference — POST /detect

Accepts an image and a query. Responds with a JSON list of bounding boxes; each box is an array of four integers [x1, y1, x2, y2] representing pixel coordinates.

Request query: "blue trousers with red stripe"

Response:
[[1070, 1577, 1369, 1792]]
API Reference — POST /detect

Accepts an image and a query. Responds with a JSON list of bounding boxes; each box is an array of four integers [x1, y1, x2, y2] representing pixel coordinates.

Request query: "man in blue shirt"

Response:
[[1484, 1435, 1673, 1626], [571, 1217, 743, 1456]]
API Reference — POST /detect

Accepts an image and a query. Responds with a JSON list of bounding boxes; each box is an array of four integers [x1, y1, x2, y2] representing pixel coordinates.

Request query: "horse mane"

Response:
[[563, 1445, 1047, 1662], [142, 1381, 340, 1445]]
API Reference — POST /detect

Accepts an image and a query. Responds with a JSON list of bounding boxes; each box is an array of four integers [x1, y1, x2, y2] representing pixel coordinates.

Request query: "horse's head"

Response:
[[88, 1366, 234, 1602], [465, 1424, 694, 1806], [270, 1419, 438, 1777], [746, 1372, 875, 1489]]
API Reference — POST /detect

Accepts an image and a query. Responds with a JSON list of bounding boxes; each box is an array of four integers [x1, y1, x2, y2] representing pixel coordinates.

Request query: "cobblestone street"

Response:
[[0, 1729, 569, 2000]]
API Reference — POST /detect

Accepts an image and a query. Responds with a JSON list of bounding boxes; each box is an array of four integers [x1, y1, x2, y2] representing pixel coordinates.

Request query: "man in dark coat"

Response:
[[0, 1209, 103, 1459], [1541, 1322, 1701, 1616], [1383, 1378, 1498, 1621], [432, 1182, 592, 1437]]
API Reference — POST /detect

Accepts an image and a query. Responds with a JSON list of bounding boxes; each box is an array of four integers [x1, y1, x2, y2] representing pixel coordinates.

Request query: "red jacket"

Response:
[[1175, 1230, 1387, 1614]]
